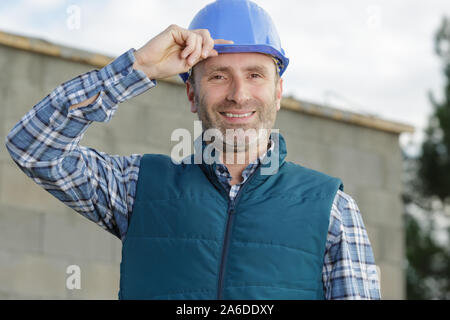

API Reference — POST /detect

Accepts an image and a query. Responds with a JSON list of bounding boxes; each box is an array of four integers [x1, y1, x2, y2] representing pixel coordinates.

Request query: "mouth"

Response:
[[219, 111, 256, 123]]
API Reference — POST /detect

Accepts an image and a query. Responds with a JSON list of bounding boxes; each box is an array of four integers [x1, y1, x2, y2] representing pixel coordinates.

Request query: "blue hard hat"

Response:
[[179, 0, 289, 82]]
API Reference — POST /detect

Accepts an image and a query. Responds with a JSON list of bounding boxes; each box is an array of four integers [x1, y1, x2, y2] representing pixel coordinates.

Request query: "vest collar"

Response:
[[191, 130, 288, 184]]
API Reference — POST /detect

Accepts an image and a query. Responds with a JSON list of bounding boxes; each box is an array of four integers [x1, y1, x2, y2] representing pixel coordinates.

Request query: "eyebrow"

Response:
[[206, 65, 270, 75]]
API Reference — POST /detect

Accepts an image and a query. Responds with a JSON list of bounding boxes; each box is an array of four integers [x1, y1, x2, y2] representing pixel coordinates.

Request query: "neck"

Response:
[[218, 137, 270, 185]]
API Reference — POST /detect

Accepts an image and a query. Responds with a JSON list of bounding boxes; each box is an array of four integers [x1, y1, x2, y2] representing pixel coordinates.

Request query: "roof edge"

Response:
[[0, 30, 415, 135]]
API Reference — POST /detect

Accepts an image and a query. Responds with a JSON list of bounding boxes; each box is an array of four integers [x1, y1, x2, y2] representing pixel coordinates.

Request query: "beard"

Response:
[[194, 91, 278, 154]]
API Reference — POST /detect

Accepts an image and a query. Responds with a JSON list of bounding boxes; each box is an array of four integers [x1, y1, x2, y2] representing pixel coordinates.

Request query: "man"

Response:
[[5, 0, 381, 299]]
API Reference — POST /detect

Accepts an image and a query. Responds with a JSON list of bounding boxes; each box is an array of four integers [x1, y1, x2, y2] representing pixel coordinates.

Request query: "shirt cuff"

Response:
[[98, 48, 156, 104]]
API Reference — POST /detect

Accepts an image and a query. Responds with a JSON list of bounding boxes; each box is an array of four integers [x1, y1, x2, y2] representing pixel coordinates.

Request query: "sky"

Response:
[[1, 0, 450, 155]]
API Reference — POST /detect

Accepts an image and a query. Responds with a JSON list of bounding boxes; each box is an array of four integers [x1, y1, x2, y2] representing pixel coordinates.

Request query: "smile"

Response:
[[219, 111, 256, 120], [219, 111, 256, 123]]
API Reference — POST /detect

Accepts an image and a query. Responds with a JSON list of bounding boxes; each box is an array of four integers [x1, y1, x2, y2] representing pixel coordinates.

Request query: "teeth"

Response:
[[223, 112, 254, 118]]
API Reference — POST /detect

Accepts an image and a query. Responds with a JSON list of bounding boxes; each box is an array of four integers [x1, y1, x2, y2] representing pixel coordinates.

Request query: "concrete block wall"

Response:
[[276, 109, 406, 299], [0, 43, 405, 299]]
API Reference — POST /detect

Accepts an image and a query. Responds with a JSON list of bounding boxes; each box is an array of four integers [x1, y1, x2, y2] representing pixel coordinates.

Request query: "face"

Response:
[[186, 52, 283, 153]]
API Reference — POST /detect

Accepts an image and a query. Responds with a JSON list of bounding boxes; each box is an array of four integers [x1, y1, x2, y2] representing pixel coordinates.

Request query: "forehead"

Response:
[[197, 52, 276, 74]]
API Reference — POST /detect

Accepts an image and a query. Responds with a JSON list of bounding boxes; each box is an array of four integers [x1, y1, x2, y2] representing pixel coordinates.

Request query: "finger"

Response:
[[181, 32, 199, 59], [170, 24, 191, 48], [181, 32, 198, 59], [187, 35, 203, 66], [214, 39, 234, 45], [202, 37, 215, 59], [207, 49, 219, 57], [194, 29, 215, 58]]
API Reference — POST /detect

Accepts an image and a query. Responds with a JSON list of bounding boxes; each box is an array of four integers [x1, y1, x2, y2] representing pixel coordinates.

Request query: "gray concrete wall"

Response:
[[0, 43, 405, 299]]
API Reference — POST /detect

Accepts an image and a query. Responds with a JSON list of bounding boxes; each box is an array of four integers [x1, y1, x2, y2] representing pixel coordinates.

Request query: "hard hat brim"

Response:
[[180, 44, 289, 83]]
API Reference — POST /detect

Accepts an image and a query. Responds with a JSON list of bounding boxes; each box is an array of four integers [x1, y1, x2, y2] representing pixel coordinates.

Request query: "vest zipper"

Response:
[[216, 168, 260, 300]]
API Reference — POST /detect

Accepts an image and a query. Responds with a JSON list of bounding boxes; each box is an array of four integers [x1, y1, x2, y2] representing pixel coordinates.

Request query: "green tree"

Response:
[[403, 16, 450, 300], [419, 16, 450, 200]]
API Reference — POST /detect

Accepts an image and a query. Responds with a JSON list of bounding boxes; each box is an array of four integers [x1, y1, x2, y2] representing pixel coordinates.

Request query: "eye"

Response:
[[250, 73, 262, 79], [209, 74, 226, 81]]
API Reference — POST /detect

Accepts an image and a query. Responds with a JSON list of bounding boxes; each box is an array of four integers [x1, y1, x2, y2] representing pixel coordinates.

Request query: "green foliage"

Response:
[[418, 17, 450, 201], [405, 16, 450, 300], [405, 213, 450, 299]]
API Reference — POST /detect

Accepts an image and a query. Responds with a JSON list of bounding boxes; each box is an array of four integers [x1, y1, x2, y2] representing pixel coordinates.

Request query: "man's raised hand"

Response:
[[133, 24, 233, 80]]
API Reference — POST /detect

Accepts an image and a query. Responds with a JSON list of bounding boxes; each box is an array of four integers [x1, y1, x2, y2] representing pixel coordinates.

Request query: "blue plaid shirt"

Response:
[[5, 48, 381, 300]]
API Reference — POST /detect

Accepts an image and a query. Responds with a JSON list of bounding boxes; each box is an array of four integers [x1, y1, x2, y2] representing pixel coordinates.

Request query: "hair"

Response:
[[187, 66, 196, 87]]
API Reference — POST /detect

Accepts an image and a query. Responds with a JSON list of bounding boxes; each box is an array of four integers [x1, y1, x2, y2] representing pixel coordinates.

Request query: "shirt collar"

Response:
[[203, 135, 275, 167]]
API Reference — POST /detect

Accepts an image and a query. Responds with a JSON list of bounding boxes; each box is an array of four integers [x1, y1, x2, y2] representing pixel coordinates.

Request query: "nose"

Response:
[[226, 76, 251, 105]]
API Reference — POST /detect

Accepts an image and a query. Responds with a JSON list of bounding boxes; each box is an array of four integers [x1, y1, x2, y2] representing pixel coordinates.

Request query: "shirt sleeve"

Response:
[[322, 189, 382, 299], [4, 48, 156, 240]]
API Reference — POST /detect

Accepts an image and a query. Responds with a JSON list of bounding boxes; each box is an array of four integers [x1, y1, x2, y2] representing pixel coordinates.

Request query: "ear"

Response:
[[186, 80, 197, 113], [275, 77, 283, 111]]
